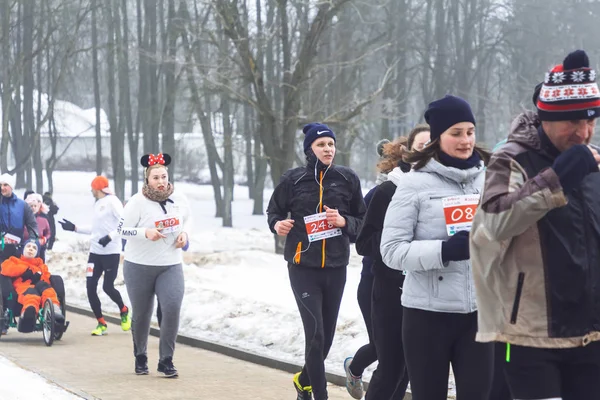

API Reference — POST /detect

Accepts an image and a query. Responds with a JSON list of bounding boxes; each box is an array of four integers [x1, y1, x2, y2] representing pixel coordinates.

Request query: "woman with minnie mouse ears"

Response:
[[117, 153, 191, 378]]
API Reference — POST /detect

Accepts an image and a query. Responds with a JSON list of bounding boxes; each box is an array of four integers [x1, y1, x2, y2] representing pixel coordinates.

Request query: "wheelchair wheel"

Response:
[[54, 303, 66, 341], [42, 299, 55, 347]]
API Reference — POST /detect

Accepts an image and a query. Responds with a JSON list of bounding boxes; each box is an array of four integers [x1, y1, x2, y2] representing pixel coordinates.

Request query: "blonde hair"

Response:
[[145, 164, 168, 180]]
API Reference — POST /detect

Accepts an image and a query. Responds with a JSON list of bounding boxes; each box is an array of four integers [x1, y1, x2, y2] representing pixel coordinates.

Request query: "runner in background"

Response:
[[118, 153, 190, 378], [267, 123, 366, 400], [58, 176, 131, 336], [380, 95, 493, 400], [349, 125, 430, 400]]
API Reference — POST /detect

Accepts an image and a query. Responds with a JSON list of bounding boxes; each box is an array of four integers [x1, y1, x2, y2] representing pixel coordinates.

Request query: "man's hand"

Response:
[[58, 219, 76, 232], [145, 228, 166, 241], [175, 232, 187, 248], [38, 236, 47, 246], [324, 206, 346, 228], [274, 219, 294, 236], [98, 235, 112, 247]]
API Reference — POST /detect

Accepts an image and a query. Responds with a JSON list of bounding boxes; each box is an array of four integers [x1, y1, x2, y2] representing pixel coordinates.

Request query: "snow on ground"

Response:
[[19, 171, 456, 397], [0, 356, 80, 399]]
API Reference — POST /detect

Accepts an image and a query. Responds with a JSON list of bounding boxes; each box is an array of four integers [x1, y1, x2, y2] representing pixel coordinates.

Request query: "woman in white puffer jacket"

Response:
[[380, 95, 493, 400]]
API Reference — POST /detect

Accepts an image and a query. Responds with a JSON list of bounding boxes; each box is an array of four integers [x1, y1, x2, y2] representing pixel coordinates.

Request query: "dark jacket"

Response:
[[472, 111, 600, 348], [360, 187, 376, 276], [267, 157, 366, 269], [0, 194, 38, 259], [356, 177, 404, 281]]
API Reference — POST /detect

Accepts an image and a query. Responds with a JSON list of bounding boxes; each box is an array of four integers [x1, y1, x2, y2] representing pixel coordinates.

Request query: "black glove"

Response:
[[441, 231, 470, 262], [552, 144, 598, 193], [58, 218, 76, 232], [98, 235, 112, 247], [21, 269, 42, 284]]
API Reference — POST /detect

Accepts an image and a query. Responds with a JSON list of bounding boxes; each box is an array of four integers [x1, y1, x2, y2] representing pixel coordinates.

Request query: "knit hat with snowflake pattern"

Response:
[[536, 50, 600, 121]]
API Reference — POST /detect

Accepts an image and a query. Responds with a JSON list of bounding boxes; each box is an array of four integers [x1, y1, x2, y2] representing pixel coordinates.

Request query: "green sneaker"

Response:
[[120, 308, 131, 331], [91, 323, 107, 336]]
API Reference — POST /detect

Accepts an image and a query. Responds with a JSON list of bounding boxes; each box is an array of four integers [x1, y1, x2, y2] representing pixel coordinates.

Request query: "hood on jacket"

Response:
[[420, 157, 484, 185], [386, 167, 406, 187], [507, 111, 543, 151]]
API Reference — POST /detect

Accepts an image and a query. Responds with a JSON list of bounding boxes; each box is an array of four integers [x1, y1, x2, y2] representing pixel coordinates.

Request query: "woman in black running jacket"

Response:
[[267, 123, 366, 400]]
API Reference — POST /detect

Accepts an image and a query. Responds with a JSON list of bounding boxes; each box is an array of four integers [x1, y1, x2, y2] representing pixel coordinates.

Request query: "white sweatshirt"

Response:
[[117, 190, 191, 266], [76, 194, 124, 255]]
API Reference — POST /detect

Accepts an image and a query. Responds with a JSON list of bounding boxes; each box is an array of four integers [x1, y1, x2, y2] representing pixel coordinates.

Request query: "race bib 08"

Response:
[[442, 194, 480, 236]]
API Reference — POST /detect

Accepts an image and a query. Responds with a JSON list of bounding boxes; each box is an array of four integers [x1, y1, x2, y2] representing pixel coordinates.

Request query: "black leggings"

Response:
[[402, 307, 493, 400], [366, 272, 409, 400], [349, 273, 377, 376], [289, 264, 346, 400], [87, 253, 125, 319], [504, 341, 600, 400]]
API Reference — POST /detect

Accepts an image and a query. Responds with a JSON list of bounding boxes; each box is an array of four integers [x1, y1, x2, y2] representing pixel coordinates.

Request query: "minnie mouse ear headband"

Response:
[[140, 153, 172, 168]]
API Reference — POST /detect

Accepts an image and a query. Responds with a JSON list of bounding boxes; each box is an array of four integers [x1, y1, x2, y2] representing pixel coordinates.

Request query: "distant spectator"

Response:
[[24, 193, 51, 262], [42, 192, 59, 250]]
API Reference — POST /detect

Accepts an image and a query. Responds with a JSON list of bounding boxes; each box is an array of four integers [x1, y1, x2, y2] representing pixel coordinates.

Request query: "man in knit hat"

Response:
[[58, 176, 131, 336], [471, 50, 600, 399], [0, 173, 38, 263]]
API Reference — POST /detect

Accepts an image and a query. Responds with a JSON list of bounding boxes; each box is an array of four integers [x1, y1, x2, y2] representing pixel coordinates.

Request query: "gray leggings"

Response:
[[123, 261, 185, 361]]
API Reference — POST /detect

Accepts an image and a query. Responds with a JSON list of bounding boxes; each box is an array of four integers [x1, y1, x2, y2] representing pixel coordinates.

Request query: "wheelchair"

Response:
[[0, 274, 69, 346]]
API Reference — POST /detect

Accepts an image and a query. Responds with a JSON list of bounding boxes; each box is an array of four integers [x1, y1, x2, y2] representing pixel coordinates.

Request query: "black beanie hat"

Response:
[[536, 50, 600, 121], [303, 123, 336, 154], [424, 95, 476, 141]]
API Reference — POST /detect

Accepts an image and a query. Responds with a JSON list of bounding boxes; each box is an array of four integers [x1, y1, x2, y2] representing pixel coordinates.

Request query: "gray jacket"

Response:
[[380, 158, 484, 313]]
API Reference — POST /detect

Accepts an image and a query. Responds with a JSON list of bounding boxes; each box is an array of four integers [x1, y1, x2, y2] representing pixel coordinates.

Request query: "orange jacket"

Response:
[[1, 256, 51, 293]]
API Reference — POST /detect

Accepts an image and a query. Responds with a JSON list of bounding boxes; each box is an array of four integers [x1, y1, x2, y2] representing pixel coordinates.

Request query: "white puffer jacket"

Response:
[[380, 158, 484, 313]]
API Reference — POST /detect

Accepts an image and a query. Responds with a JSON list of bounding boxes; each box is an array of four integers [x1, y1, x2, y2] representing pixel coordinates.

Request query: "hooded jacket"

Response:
[[267, 154, 366, 268], [471, 111, 600, 348], [380, 158, 484, 313]]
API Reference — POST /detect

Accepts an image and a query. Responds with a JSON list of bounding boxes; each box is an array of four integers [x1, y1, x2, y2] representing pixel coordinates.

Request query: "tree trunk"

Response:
[[106, 0, 125, 200], [0, 0, 11, 173], [124, 0, 139, 194], [221, 99, 234, 227], [91, 0, 103, 175], [22, 0, 34, 190], [34, 2, 44, 194], [143, 0, 159, 153], [161, 0, 177, 179]]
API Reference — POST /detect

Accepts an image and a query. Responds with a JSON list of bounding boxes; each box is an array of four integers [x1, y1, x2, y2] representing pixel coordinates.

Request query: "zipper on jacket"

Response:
[[510, 272, 525, 324], [319, 170, 326, 268]]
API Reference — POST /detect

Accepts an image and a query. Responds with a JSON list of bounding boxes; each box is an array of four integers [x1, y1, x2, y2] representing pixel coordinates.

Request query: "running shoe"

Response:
[[344, 357, 364, 399], [135, 354, 149, 375], [157, 357, 178, 378], [120, 307, 131, 331], [91, 323, 107, 336], [293, 372, 313, 400]]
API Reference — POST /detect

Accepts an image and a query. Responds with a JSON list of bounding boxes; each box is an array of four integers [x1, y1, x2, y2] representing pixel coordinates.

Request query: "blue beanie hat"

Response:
[[303, 123, 336, 154], [22, 238, 40, 257], [424, 95, 476, 142]]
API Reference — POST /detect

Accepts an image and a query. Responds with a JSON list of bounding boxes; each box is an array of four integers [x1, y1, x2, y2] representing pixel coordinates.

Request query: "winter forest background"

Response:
[[2, 0, 600, 226]]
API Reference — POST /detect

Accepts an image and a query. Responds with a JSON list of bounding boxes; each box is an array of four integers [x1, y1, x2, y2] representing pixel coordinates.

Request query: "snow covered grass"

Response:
[[0, 356, 80, 399], [23, 171, 456, 397]]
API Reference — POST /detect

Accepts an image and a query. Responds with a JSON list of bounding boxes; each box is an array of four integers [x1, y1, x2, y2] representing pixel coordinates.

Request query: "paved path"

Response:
[[0, 311, 351, 400]]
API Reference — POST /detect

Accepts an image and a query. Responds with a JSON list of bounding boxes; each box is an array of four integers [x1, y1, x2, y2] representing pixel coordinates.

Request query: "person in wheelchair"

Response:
[[0, 239, 64, 333]]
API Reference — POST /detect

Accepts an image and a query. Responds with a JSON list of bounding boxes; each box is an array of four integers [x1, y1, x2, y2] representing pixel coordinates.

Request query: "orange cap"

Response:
[[91, 176, 109, 191]]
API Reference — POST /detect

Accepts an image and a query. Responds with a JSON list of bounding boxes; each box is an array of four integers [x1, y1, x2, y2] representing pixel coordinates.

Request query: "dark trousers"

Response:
[[349, 273, 377, 376], [489, 342, 512, 400], [504, 341, 600, 400], [366, 272, 409, 400], [402, 307, 493, 400], [87, 253, 125, 319], [289, 264, 347, 400]]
